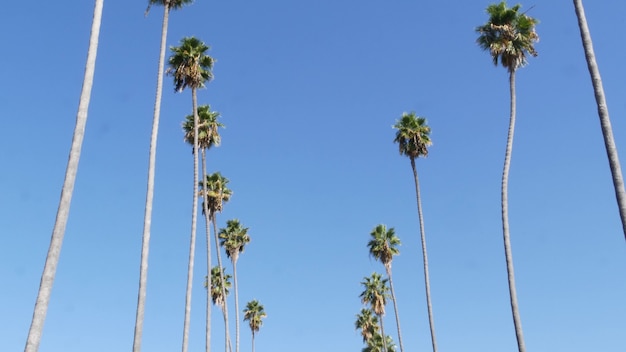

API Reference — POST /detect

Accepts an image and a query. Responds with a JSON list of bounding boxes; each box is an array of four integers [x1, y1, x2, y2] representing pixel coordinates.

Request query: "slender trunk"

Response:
[[201, 149, 212, 352], [24, 1, 103, 351], [232, 257, 241, 352], [378, 314, 387, 352], [410, 157, 438, 352], [213, 215, 233, 352], [181, 88, 200, 352], [133, 4, 169, 351], [502, 70, 526, 352], [385, 266, 404, 352], [251, 331, 255, 352], [573, 0, 626, 240]]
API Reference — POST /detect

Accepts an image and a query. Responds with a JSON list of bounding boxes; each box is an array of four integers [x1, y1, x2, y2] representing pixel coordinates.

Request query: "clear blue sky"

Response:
[[1, 1, 625, 351]]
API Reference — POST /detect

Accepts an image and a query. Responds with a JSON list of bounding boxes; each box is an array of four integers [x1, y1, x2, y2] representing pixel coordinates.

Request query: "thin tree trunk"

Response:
[[24, 1, 103, 351], [232, 258, 241, 352], [378, 315, 387, 352], [410, 158, 438, 352], [201, 149, 212, 352], [573, 0, 626, 240], [133, 4, 170, 351], [502, 70, 526, 352], [385, 267, 404, 352], [251, 332, 255, 352], [181, 88, 200, 352], [213, 215, 233, 352]]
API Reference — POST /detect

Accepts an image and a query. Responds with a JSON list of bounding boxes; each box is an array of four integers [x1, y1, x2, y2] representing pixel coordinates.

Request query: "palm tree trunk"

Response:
[[385, 267, 404, 352], [24, 1, 103, 351], [133, 4, 170, 351], [410, 157, 438, 352], [213, 215, 233, 352], [502, 70, 526, 352], [251, 331, 255, 352], [201, 149, 212, 352], [378, 315, 387, 352], [181, 87, 201, 352], [573, 0, 626, 240], [233, 258, 241, 352]]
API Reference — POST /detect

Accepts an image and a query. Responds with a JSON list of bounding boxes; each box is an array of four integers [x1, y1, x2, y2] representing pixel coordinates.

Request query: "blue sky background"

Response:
[[1, 1, 626, 351]]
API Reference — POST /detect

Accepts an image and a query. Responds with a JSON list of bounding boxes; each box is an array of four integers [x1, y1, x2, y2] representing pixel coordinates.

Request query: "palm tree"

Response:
[[219, 219, 251, 352], [205, 265, 232, 350], [25, 1, 104, 351], [476, 3, 538, 351], [573, 0, 626, 240], [168, 36, 215, 352], [183, 105, 223, 352], [202, 172, 233, 352], [362, 333, 397, 352], [243, 300, 266, 352], [355, 308, 380, 344], [134, 1, 193, 351], [392, 112, 437, 351], [367, 225, 404, 352], [360, 273, 390, 352]]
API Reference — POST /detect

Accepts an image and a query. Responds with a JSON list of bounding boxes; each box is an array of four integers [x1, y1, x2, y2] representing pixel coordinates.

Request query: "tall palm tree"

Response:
[[243, 300, 266, 352], [206, 265, 232, 351], [134, 1, 193, 351], [219, 219, 251, 352], [201, 172, 233, 352], [476, 3, 538, 351], [392, 112, 437, 352], [355, 308, 380, 344], [168, 36, 215, 352], [367, 225, 404, 352], [183, 105, 223, 352], [362, 333, 397, 352], [25, 1, 104, 351], [573, 0, 626, 240], [360, 273, 390, 352]]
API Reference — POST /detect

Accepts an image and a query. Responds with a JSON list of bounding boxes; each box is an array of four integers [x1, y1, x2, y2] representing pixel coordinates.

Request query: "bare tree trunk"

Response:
[[502, 70, 526, 352], [233, 258, 241, 352], [24, 1, 103, 350], [201, 150, 212, 352], [573, 0, 626, 241], [213, 215, 233, 352], [385, 267, 404, 352], [410, 157, 438, 352], [181, 88, 200, 352], [133, 4, 170, 351], [378, 315, 387, 352]]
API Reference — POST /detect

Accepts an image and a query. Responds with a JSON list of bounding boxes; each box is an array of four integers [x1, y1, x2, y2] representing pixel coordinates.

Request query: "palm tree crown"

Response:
[[183, 105, 223, 151], [145, 0, 194, 15], [167, 36, 214, 92], [475, 1, 539, 73], [360, 273, 389, 317], [206, 266, 231, 310], [355, 308, 380, 343], [219, 219, 251, 262], [243, 300, 267, 334], [393, 112, 431, 160], [200, 172, 233, 216], [367, 225, 400, 271]]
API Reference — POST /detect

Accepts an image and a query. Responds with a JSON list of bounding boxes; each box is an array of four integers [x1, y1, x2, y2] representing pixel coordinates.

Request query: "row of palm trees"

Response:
[[23, 1, 625, 351]]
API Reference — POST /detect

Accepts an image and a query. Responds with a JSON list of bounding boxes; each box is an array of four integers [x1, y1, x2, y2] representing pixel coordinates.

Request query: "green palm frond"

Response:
[[359, 273, 390, 317], [199, 172, 232, 215], [206, 266, 232, 310], [367, 224, 400, 269], [219, 219, 251, 262], [183, 105, 224, 150], [393, 112, 431, 160], [243, 300, 267, 333], [167, 37, 215, 92]]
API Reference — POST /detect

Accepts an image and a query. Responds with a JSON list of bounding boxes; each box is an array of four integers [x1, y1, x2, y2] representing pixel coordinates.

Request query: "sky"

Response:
[[1, 1, 626, 351]]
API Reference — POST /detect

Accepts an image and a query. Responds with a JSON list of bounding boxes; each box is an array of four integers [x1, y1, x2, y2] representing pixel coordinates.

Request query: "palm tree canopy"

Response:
[[355, 308, 380, 343], [199, 172, 232, 215], [359, 273, 390, 317], [393, 112, 431, 160], [362, 333, 397, 352], [183, 105, 223, 150], [475, 1, 539, 72], [205, 266, 231, 309], [145, 0, 193, 16], [219, 219, 251, 262], [367, 224, 400, 269], [167, 36, 214, 92], [243, 300, 267, 333]]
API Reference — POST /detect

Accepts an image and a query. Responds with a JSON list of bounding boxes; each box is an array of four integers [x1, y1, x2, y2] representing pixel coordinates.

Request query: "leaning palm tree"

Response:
[[25, 1, 104, 351], [355, 308, 380, 344], [573, 0, 626, 240], [201, 172, 233, 352], [134, 1, 193, 351], [205, 265, 232, 351], [476, 3, 538, 352], [360, 273, 390, 352], [243, 300, 266, 352], [183, 105, 223, 352], [168, 36, 215, 352], [392, 112, 437, 351], [367, 225, 404, 352], [219, 219, 251, 352]]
